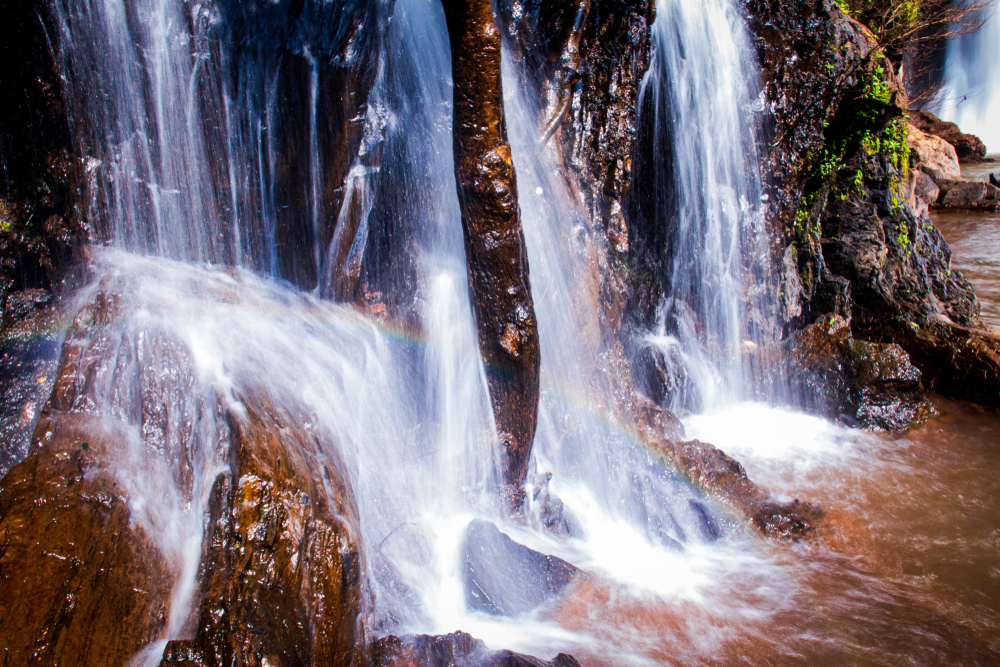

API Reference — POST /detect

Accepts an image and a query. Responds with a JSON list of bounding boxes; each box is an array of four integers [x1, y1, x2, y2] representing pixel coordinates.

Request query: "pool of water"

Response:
[[961, 157, 999, 183], [932, 210, 1000, 329]]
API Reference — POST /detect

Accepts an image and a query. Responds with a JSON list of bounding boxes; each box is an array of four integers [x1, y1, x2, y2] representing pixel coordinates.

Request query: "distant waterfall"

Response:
[[636, 0, 771, 414], [939, 9, 1000, 153]]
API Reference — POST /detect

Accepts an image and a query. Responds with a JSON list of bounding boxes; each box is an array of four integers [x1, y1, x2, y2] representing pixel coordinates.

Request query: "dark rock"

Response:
[[461, 519, 578, 617], [912, 171, 940, 204], [371, 631, 581, 667], [986, 184, 999, 201], [442, 0, 541, 503], [767, 314, 932, 431], [939, 181, 987, 208], [0, 0, 84, 322], [990, 172, 999, 188], [647, 438, 824, 540], [908, 109, 988, 162], [0, 334, 61, 478]]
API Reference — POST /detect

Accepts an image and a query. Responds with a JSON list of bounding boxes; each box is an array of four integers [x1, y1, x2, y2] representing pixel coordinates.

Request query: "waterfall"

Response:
[[634, 0, 771, 414], [41, 0, 792, 662], [938, 8, 1000, 153]]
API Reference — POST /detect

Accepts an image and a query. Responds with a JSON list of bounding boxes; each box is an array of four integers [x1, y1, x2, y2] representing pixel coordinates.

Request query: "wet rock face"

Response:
[[648, 438, 823, 540], [461, 519, 578, 617], [497, 0, 654, 256], [907, 109, 987, 163], [0, 416, 174, 666], [0, 0, 83, 312], [442, 0, 541, 502], [213, 0, 384, 290], [769, 315, 932, 431], [0, 281, 364, 666], [160, 395, 363, 667], [371, 632, 581, 667]]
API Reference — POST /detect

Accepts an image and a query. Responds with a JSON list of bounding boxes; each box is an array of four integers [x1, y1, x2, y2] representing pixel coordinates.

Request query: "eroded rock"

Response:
[[442, 0, 541, 503]]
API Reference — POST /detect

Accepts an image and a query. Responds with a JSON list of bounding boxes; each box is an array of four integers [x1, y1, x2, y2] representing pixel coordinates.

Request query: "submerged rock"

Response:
[[461, 519, 579, 617], [648, 438, 824, 540], [442, 0, 541, 504], [935, 180, 995, 211], [371, 631, 580, 667]]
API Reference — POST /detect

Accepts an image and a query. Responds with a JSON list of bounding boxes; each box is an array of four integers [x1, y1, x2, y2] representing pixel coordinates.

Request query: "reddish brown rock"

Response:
[[1, 280, 364, 667], [442, 0, 541, 503], [908, 109, 987, 163], [648, 437, 823, 540], [160, 394, 363, 667], [631, 406, 822, 540], [0, 414, 174, 666]]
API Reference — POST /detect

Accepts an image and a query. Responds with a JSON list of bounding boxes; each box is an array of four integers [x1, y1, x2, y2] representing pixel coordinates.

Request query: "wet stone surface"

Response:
[[461, 519, 579, 617], [442, 0, 541, 502], [371, 631, 581, 667]]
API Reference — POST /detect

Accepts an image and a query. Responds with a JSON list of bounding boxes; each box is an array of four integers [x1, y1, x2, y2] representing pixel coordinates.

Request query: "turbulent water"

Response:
[[939, 7, 1000, 153], [13, 0, 1000, 664]]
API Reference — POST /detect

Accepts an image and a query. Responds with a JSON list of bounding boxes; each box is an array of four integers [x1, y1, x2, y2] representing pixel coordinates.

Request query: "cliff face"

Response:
[[744, 0, 1000, 408], [0, 0, 83, 321]]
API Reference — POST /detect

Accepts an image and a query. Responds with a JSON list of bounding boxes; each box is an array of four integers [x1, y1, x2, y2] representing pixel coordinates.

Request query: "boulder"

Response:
[[648, 438, 824, 539], [371, 632, 580, 667], [461, 520, 578, 617], [908, 124, 962, 180], [987, 184, 999, 201], [911, 170, 940, 205], [990, 172, 999, 188], [939, 181, 988, 209], [442, 0, 541, 505], [908, 108, 988, 162], [767, 314, 932, 431], [0, 281, 364, 667]]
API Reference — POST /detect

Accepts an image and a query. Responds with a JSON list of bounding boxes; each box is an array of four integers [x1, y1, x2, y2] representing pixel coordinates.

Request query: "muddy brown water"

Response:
[[540, 396, 1000, 666], [933, 208, 1000, 329]]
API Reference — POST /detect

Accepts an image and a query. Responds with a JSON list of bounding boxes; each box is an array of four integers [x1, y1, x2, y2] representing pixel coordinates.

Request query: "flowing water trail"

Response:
[[636, 0, 772, 414]]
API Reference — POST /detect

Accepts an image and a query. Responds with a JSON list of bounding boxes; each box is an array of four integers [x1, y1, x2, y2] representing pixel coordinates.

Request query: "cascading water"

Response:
[[938, 7, 1000, 153], [634, 0, 772, 414], [43, 0, 787, 660], [29, 0, 1000, 664]]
